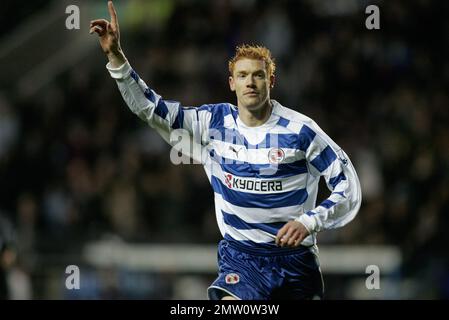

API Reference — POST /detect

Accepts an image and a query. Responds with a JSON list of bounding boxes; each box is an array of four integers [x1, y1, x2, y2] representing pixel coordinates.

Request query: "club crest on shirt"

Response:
[[268, 148, 285, 164], [225, 273, 240, 284]]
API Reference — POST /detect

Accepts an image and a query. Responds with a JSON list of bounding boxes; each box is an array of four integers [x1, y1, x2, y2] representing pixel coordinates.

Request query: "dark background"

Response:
[[0, 0, 448, 299]]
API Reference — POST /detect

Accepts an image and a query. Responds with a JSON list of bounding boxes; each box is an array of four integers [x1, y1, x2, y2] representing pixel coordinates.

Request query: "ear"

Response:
[[270, 75, 275, 89], [229, 76, 236, 92]]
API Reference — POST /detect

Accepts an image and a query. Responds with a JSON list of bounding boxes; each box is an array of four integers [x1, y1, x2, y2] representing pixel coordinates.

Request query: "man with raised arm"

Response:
[[91, 1, 362, 300]]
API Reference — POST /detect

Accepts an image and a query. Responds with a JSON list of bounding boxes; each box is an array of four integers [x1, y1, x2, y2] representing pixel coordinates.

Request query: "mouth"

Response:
[[244, 91, 259, 96]]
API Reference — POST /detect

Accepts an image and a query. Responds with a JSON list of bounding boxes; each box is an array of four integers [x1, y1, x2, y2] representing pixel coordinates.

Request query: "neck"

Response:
[[238, 100, 273, 127]]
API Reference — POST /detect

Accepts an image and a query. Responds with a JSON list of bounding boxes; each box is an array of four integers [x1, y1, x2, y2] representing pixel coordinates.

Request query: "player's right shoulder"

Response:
[[197, 103, 237, 128], [195, 103, 230, 120], [197, 103, 233, 113]]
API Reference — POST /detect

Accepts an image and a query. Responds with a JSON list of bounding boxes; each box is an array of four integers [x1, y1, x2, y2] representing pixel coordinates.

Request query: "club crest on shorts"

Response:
[[268, 148, 285, 164], [225, 273, 240, 284]]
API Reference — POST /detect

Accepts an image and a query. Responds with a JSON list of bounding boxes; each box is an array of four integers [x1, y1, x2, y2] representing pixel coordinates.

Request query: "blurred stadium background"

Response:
[[0, 0, 448, 299]]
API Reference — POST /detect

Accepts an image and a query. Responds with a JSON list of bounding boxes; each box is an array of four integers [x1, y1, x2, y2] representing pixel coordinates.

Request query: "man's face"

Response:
[[229, 58, 274, 111]]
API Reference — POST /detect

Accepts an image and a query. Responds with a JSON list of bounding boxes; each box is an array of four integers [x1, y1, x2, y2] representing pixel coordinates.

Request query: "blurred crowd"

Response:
[[1, 0, 449, 299]]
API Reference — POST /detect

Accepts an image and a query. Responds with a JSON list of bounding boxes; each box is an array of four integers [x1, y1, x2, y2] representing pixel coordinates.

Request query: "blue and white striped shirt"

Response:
[[107, 62, 362, 250]]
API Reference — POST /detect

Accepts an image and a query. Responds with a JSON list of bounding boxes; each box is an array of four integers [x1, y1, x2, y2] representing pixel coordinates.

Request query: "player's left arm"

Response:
[[276, 124, 362, 247], [299, 125, 362, 234]]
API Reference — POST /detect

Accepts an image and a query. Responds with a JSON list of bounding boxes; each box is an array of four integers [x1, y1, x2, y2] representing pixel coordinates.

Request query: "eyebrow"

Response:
[[235, 69, 266, 75]]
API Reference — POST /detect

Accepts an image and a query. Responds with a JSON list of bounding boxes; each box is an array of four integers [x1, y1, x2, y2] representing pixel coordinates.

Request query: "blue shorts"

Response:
[[208, 239, 324, 300]]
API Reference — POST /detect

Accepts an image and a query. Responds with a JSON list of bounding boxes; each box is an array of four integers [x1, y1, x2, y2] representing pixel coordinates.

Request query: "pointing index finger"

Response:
[[108, 1, 118, 27]]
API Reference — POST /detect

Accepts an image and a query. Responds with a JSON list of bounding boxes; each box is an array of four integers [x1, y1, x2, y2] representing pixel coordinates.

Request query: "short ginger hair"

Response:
[[228, 44, 276, 78]]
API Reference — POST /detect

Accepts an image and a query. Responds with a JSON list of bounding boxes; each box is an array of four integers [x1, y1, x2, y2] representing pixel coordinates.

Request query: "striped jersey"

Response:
[[107, 62, 362, 250]]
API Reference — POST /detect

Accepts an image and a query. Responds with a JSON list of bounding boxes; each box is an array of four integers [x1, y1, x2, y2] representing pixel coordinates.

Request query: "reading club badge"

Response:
[[268, 148, 285, 164], [225, 273, 240, 284]]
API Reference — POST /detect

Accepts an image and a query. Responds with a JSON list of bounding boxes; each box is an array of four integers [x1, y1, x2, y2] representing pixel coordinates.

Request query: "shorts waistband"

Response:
[[224, 239, 311, 256]]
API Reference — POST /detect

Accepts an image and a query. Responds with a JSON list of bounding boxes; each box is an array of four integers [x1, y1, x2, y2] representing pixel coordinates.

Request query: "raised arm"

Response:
[[90, 1, 211, 148], [90, 1, 126, 68]]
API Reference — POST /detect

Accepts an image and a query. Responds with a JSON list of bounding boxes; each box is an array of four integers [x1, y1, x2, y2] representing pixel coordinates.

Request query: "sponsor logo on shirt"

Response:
[[224, 174, 283, 192]]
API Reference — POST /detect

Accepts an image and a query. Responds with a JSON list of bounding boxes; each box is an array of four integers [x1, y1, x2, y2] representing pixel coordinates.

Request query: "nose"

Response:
[[245, 75, 256, 88]]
